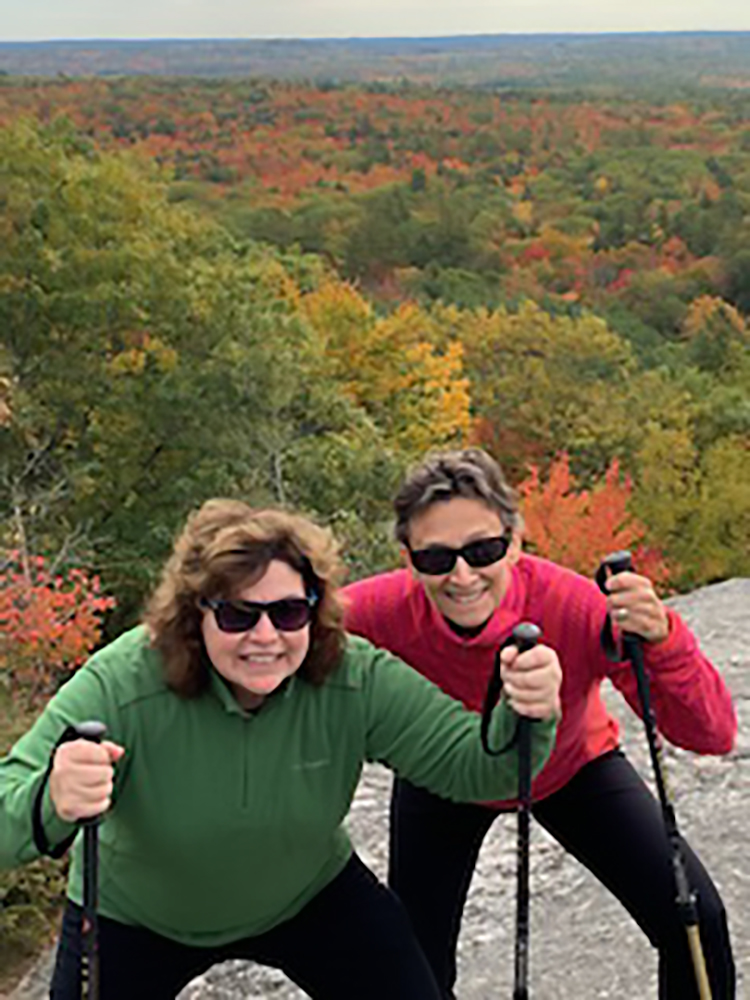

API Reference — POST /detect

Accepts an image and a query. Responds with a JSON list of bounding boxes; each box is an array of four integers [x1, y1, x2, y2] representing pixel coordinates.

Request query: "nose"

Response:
[[247, 611, 279, 641], [449, 556, 476, 583]]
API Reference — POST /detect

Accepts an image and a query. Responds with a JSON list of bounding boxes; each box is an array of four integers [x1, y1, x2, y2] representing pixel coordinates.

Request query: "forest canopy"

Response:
[[2, 54, 749, 994], [1, 74, 750, 634]]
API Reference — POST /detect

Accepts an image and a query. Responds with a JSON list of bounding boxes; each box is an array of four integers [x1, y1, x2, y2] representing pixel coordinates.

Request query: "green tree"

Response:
[[460, 301, 669, 478], [1, 121, 464, 624]]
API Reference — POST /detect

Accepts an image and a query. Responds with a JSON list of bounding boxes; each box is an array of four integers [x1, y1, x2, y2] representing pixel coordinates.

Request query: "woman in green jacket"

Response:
[[0, 499, 561, 1000]]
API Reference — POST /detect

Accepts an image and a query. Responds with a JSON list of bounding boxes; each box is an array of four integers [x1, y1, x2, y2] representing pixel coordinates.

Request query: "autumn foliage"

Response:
[[2, 106, 749, 616], [518, 454, 672, 587], [0, 552, 116, 704], [1, 63, 749, 993]]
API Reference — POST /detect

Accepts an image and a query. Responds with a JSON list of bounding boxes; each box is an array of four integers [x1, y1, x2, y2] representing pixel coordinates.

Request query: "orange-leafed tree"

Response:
[[0, 550, 116, 705], [518, 453, 671, 586]]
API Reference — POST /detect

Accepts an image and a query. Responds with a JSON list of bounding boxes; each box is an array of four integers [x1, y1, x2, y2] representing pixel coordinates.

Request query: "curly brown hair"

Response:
[[143, 500, 347, 697]]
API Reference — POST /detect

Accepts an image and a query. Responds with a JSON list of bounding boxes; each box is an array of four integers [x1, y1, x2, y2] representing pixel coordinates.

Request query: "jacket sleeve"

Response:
[[550, 568, 737, 755], [606, 607, 737, 754], [0, 659, 120, 870], [358, 640, 557, 803]]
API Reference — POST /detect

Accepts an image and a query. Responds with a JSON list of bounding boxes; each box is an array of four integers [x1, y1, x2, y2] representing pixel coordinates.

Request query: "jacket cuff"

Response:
[[642, 608, 697, 671], [41, 782, 78, 847]]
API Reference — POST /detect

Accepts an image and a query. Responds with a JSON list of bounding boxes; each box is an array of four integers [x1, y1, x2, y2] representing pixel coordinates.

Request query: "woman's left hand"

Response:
[[605, 571, 669, 643]]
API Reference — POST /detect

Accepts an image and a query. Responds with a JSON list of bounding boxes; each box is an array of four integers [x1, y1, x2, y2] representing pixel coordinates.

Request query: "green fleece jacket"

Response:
[[0, 626, 556, 946]]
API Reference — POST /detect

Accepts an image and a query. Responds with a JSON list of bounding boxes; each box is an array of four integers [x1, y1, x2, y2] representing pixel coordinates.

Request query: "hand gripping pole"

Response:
[[597, 552, 712, 1000]]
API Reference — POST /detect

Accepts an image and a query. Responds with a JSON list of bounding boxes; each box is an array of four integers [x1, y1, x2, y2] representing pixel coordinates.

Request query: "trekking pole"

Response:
[[511, 622, 542, 1000], [73, 721, 108, 1000], [479, 622, 543, 999], [597, 552, 712, 1000]]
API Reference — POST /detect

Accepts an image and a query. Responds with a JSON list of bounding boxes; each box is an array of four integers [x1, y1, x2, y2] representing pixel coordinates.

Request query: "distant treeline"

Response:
[[2, 33, 750, 90]]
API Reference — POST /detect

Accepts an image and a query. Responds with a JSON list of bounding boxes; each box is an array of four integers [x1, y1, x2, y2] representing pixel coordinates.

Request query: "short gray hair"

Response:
[[393, 448, 521, 545]]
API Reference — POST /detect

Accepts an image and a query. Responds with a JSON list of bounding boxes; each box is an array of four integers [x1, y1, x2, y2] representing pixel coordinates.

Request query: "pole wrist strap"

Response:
[[32, 725, 82, 858], [481, 636, 522, 756]]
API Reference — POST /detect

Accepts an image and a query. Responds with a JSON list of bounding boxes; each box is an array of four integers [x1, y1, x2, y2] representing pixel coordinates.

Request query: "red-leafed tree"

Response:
[[0, 551, 116, 704], [518, 453, 672, 587]]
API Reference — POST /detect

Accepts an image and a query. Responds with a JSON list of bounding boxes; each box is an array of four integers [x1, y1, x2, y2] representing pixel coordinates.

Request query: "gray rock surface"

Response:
[[10, 579, 749, 999]]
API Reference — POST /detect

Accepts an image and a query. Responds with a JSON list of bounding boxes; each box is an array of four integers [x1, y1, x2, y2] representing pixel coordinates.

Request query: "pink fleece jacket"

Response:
[[341, 554, 736, 807]]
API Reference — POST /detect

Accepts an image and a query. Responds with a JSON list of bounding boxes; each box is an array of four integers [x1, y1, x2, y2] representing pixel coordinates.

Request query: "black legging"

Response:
[[389, 750, 735, 999], [50, 853, 441, 1000]]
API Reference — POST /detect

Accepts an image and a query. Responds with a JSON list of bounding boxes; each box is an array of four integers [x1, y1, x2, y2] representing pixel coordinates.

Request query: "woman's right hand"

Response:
[[49, 739, 126, 822], [500, 642, 562, 721]]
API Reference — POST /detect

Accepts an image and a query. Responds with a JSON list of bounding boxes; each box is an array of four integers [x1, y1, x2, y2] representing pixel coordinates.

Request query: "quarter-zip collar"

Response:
[[208, 666, 299, 716]]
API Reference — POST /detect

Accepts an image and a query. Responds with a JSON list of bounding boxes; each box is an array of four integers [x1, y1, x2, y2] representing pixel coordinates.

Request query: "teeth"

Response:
[[447, 591, 485, 604]]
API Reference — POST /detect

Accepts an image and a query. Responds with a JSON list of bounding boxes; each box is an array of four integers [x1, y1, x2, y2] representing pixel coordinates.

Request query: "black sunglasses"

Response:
[[407, 534, 511, 576], [200, 595, 317, 633]]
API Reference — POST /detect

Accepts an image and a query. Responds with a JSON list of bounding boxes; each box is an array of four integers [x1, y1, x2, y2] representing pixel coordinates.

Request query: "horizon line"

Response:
[[3, 29, 750, 45]]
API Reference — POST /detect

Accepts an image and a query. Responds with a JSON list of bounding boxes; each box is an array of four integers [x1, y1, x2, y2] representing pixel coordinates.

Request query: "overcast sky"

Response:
[[2, 1, 749, 43]]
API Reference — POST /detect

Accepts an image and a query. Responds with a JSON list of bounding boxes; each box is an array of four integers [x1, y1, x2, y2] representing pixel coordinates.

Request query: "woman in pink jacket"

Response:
[[342, 447, 736, 999]]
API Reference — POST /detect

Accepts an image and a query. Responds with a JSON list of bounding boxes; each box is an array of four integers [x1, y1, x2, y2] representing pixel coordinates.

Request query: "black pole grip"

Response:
[[512, 622, 542, 655], [511, 623, 541, 818], [595, 549, 633, 595], [481, 624, 541, 757], [73, 722, 108, 829], [32, 723, 106, 860], [603, 549, 633, 574], [596, 552, 635, 663], [73, 721, 107, 744]]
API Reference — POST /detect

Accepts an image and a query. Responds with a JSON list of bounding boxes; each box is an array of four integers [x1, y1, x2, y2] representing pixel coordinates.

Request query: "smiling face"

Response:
[[200, 559, 311, 709], [404, 496, 518, 628]]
